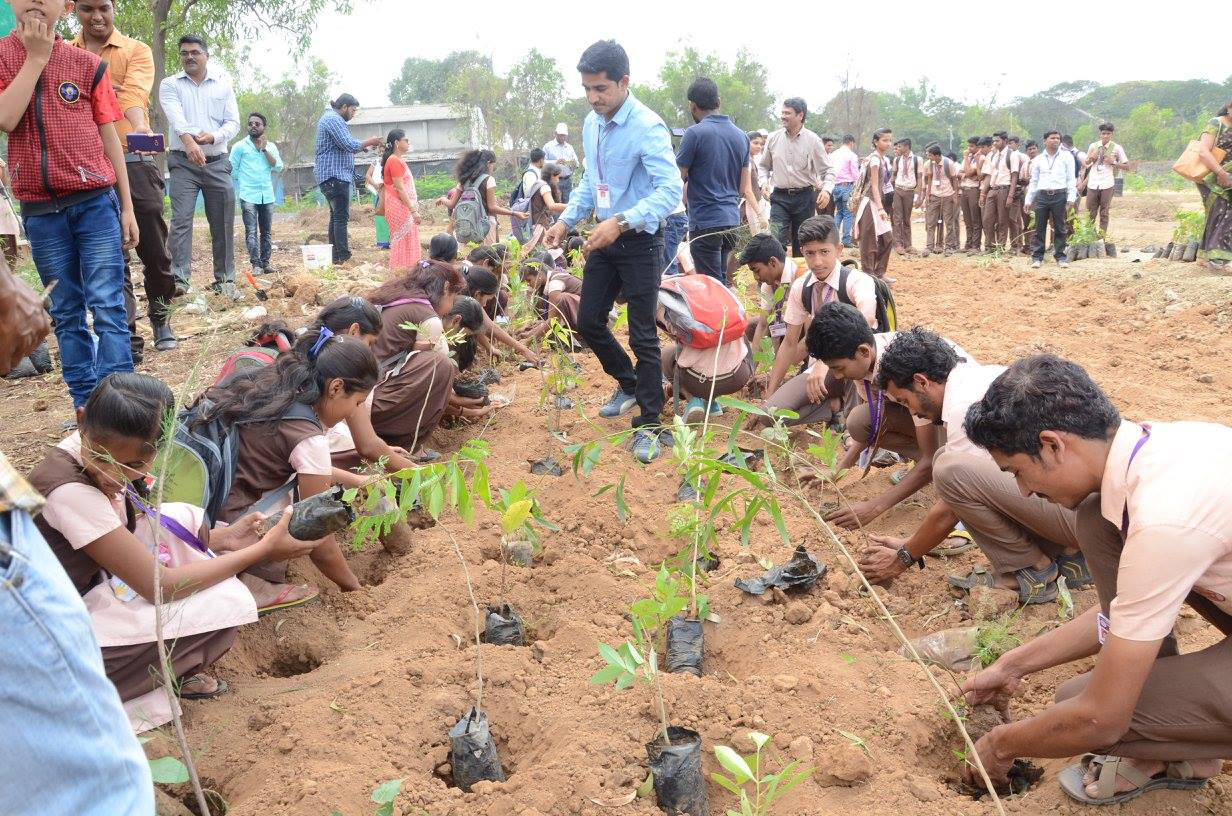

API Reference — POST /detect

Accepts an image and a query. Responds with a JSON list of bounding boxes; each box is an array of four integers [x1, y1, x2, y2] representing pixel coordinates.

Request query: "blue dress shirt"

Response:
[[230, 138, 283, 204], [560, 93, 683, 235]]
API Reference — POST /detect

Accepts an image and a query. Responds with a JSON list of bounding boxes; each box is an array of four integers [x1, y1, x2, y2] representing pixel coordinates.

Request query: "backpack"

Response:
[[158, 400, 320, 526], [511, 180, 547, 244], [802, 262, 897, 334], [453, 173, 491, 245], [892, 154, 921, 186], [213, 329, 294, 386], [657, 275, 748, 350]]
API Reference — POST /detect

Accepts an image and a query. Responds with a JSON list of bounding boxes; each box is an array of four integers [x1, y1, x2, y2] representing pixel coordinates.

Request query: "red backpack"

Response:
[[213, 329, 294, 386], [658, 275, 748, 349]]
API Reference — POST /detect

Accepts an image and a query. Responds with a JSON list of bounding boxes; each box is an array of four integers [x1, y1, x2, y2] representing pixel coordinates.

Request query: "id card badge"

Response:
[[596, 183, 612, 209], [1096, 611, 1110, 645], [769, 321, 788, 338]]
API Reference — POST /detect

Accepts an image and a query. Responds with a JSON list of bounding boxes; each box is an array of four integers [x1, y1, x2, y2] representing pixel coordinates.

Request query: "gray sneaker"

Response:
[[1031, 260, 1042, 268], [599, 387, 637, 418], [632, 428, 672, 464], [1058, 259, 1070, 268]]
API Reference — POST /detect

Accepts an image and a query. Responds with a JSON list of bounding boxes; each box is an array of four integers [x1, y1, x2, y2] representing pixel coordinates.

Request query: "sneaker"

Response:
[[1058, 259, 1070, 268], [598, 387, 637, 418], [943, 250, 953, 257], [632, 428, 672, 464], [709, 400, 723, 416], [1031, 260, 1042, 268], [684, 397, 707, 425], [251, 264, 265, 278]]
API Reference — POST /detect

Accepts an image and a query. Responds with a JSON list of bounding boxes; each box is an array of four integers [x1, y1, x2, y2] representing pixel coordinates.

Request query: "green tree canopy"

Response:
[[390, 51, 491, 105], [235, 57, 334, 168], [631, 48, 775, 131]]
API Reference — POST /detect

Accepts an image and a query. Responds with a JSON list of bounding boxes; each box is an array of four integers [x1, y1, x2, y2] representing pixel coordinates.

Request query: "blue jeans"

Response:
[[24, 189, 132, 408], [240, 200, 274, 268], [0, 510, 153, 815], [833, 182, 854, 245], [662, 211, 688, 275]]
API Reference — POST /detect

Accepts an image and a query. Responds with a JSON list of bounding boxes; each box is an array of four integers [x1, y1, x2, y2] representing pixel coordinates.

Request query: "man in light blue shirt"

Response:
[[230, 112, 284, 275], [1025, 130, 1078, 268], [546, 40, 683, 464]]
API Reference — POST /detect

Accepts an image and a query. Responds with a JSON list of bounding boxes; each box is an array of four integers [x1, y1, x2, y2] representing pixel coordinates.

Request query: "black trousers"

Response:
[[119, 159, 174, 356], [769, 187, 815, 257], [320, 178, 352, 262], [577, 229, 664, 429], [1032, 189, 1068, 262], [690, 224, 737, 284]]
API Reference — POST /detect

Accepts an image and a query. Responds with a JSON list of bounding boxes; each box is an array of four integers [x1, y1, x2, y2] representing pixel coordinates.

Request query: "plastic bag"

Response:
[[665, 617, 703, 676], [448, 707, 506, 791], [481, 604, 525, 646], [646, 726, 708, 815], [735, 545, 825, 595], [902, 626, 978, 671]]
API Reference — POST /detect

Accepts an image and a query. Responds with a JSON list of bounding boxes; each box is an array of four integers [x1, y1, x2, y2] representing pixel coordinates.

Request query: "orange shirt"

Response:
[[69, 28, 154, 142]]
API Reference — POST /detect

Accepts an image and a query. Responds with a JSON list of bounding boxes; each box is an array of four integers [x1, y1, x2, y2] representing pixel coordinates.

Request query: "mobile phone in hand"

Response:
[[125, 133, 165, 153]]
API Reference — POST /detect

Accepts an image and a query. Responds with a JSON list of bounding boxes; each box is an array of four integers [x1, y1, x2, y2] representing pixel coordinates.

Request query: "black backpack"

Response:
[[802, 262, 897, 334]]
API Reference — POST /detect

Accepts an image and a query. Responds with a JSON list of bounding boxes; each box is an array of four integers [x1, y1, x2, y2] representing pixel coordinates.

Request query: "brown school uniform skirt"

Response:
[[103, 627, 238, 701], [370, 350, 456, 450]]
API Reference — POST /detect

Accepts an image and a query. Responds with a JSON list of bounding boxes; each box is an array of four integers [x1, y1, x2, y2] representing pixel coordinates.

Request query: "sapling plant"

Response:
[[712, 731, 812, 816], [538, 317, 579, 443]]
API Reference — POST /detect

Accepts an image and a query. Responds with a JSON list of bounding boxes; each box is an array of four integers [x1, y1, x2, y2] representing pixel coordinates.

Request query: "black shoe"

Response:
[[453, 378, 488, 400], [152, 321, 178, 352], [173, 279, 189, 298]]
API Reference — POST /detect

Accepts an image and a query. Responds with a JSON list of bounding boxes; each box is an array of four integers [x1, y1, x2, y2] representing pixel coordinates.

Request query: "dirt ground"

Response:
[[5, 191, 1232, 816]]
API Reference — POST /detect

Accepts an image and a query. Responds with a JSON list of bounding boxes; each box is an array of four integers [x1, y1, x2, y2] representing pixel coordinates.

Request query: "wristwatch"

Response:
[[896, 546, 924, 571], [615, 213, 632, 233]]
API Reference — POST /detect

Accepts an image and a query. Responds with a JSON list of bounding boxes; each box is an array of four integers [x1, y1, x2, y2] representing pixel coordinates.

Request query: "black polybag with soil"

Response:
[[646, 726, 708, 815], [734, 545, 825, 595], [448, 706, 506, 791], [665, 616, 703, 676], [481, 604, 525, 646], [261, 486, 354, 540]]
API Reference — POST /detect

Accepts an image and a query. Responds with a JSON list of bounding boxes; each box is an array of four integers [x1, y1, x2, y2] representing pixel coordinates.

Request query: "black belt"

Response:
[[776, 186, 814, 195], [172, 151, 224, 163]]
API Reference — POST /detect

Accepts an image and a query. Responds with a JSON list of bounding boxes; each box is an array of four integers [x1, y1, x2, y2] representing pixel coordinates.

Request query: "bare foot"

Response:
[[1082, 757, 1221, 798]]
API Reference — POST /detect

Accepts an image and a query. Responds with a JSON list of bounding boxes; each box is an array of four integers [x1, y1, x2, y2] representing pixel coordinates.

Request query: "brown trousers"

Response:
[[766, 370, 852, 427], [662, 344, 754, 402], [932, 448, 1079, 577], [925, 195, 959, 252], [891, 186, 916, 250], [982, 186, 1010, 250], [1054, 495, 1232, 761], [845, 400, 922, 462], [960, 187, 982, 251], [102, 627, 238, 701], [120, 161, 175, 354], [370, 350, 456, 451], [1007, 190, 1026, 252], [857, 205, 893, 278], [1086, 186, 1114, 234]]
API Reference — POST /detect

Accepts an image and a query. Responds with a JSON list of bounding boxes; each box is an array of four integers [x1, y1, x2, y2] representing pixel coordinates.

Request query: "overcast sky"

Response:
[[256, 2, 1227, 114]]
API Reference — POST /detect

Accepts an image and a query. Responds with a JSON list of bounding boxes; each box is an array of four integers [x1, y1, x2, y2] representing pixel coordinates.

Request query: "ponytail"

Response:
[[200, 331, 378, 428]]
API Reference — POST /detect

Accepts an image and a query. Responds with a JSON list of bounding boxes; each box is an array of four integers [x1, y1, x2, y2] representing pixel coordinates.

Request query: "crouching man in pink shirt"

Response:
[[960, 354, 1231, 806]]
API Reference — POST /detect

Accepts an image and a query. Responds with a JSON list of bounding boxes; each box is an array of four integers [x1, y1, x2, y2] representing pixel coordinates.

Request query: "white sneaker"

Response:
[[1031, 260, 1042, 268]]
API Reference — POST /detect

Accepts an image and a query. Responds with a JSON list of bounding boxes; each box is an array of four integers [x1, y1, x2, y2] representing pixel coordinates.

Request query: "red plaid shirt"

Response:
[[0, 33, 121, 205]]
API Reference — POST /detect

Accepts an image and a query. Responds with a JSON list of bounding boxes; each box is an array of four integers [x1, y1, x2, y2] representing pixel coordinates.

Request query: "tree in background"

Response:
[[235, 58, 334, 169], [389, 51, 491, 105], [443, 49, 566, 159], [631, 48, 774, 131], [113, 0, 354, 129]]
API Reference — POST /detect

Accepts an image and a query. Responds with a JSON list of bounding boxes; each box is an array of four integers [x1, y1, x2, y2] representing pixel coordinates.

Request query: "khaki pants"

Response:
[[845, 400, 922, 462], [982, 185, 1010, 250], [960, 186, 982, 251], [925, 195, 959, 253], [1086, 186, 1115, 234], [891, 186, 916, 250], [1053, 496, 1232, 761], [1007, 190, 1025, 252], [932, 447, 1079, 578]]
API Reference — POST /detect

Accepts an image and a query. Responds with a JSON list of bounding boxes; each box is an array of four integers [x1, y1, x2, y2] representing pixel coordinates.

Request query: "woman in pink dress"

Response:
[[380, 129, 421, 270]]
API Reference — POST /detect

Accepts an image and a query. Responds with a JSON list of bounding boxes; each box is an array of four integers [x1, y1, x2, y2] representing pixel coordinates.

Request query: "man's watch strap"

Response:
[[896, 546, 924, 570], [615, 213, 632, 233]]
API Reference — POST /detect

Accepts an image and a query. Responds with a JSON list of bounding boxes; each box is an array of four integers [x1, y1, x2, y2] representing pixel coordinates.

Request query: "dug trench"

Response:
[[6, 207, 1232, 815]]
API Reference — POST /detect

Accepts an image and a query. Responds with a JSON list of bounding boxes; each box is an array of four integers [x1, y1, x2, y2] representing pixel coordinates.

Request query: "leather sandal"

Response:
[[1058, 754, 1207, 805], [948, 561, 1059, 605], [1057, 551, 1094, 588]]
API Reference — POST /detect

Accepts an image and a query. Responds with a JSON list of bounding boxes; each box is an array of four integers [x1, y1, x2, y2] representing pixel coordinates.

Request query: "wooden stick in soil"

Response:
[[447, 529, 485, 716], [689, 307, 728, 618]]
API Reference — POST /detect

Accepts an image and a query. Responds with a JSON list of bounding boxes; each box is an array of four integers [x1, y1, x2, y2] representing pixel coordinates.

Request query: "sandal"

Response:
[[1058, 754, 1207, 805], [948, 561, 1059, 605], [178, 673, 229, 701], [257, 583, 319, 616], [929, 526, 976, 557], [1057, 551, 1094, 588], [889, 464, 913, 485]]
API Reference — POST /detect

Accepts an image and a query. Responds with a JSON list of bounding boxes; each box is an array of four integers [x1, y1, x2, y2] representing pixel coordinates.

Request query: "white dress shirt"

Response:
[[1026, 147, 1078, 206], [542, 140, 578, 178], [158, 65, 240, 157]]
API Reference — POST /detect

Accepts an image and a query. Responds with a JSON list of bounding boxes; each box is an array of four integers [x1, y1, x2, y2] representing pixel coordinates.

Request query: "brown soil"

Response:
[[6, 193, 1232, 816]]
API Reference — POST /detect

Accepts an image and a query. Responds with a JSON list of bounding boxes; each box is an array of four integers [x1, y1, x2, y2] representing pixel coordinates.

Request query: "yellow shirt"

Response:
[[69, 28, 154, 142]]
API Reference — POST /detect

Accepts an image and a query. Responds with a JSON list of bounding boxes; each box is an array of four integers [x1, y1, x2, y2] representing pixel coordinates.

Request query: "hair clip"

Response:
[[309, 325, 334, 359]]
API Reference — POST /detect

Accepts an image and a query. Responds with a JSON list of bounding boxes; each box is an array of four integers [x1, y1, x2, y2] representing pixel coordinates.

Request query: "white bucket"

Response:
[[300, 244, 333, 269]]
